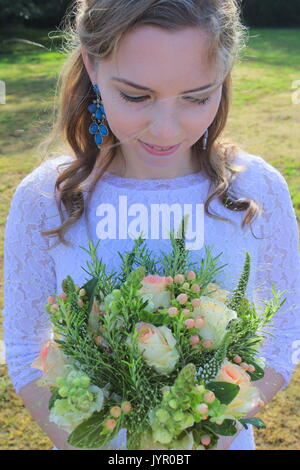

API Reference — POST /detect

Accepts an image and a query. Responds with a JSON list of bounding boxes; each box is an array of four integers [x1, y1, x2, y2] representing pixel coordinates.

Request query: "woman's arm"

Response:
[[18, 378, 79, 450], [215, 365, 285, 450]]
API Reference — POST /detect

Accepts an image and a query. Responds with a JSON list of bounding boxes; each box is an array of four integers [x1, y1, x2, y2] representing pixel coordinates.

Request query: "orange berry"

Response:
[[203, 339, 213, 349], [233, 355, 242, 364], [186, 271, 196, 280], [191, 284, 201, 293], [201, 435, 211, 446], [110, 406, 121, 418]]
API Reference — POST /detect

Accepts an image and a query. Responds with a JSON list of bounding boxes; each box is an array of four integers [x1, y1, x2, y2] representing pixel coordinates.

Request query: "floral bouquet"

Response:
[[31, 216, 286, 450]]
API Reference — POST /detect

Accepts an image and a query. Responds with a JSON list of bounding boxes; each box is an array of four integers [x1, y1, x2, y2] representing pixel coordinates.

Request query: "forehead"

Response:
[[99, 25, 219, 89]]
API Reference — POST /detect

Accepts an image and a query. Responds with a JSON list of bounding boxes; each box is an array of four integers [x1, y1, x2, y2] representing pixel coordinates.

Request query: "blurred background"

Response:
[[0, 0, 300, 450]]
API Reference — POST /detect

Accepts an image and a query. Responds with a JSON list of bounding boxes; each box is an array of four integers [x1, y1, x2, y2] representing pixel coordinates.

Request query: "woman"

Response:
[[2, 0, 300, 450]]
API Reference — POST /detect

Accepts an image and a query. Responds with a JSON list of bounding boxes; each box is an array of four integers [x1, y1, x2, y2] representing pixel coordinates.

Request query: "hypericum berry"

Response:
[[58, 292, 67, 301], [50, 304, 59, 313], [79, 288, 86, 297], [182, 308, 191, 317], [197, 403, 208, 414], [184, 318, 195, 329], [105, 419, 117, 430], [182, 282, 190, 289], [186, 271, 196, 280], [195, 316, 204, 328], [191, 298, 201, 308], [168, 307, 179, 317], [174, 274, 185, 284], [190, 335, 200, 345], [165, 276, 174, 285], [240, 362, 249, 370], [121, 401, 132, 413], [203, 339, 213, 349], [191, 284, 201, 293], [48, 296, 56, 305], [248, 365, 256, 372], [233, 355, 242, 364], [216, 419, 224, 425], [110, 406, 122, 418], [176, 293, 188, 305], [201, 435, 211, 446], [77, 298, 84, 308], [204, 391, 215, 403]]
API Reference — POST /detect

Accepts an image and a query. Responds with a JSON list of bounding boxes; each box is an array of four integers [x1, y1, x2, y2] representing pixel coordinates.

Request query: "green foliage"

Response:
[[239, 417, 266, 430], [226, 284, 287, 364], [226, 252, 251, 312], [196, 333, 230, 383], [205, 382, 240, 406], [201, 419, 237, 437]]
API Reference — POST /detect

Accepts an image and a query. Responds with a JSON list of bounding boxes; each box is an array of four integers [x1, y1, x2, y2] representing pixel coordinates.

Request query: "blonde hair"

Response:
[[39, 0, 263, 248]]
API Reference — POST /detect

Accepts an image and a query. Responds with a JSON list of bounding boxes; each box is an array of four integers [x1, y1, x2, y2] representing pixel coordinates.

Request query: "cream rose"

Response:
[[204, 283, 231, 303], [193, 296, 237, 348], [139, 275, 172, 310], [133, 322, 179, 374]]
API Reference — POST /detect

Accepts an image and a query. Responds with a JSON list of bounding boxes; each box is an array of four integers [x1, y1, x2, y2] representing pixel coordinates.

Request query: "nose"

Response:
[[148, 100, 182, 143]]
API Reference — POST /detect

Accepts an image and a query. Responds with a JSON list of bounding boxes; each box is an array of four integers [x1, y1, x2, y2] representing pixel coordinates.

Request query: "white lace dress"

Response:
[[2, 151, 300, 450]]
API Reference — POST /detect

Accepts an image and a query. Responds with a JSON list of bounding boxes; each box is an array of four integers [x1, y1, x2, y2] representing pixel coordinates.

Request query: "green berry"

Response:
[[79, 376, 90, 388], [58, 386, 68, 398]]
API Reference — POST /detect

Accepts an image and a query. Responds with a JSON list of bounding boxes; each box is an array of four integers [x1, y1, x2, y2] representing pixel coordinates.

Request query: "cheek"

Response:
[[105, 103, 144, 140]]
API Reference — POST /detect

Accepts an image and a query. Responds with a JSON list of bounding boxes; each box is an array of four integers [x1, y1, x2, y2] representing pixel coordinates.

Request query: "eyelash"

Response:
[[119, 91, 210, 106]]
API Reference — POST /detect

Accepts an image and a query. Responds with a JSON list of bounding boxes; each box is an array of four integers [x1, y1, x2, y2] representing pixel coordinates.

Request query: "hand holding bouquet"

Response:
[[31, 216, 286, 450]]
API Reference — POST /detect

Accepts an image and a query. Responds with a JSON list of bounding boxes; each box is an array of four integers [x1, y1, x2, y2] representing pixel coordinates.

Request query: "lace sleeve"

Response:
[[253, 158, 300, 391], [2, 164, 57, 395]]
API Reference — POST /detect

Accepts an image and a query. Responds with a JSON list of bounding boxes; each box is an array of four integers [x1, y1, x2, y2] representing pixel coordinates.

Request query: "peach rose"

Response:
[[139, 275, 172, 310], [214, 360, 262, 420], [215, 360, 251, 387], [31, 339, 71, 387]]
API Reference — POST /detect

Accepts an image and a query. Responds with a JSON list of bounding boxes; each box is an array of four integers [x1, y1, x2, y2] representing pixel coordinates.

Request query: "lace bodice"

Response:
[[2, 151, 300, 451]]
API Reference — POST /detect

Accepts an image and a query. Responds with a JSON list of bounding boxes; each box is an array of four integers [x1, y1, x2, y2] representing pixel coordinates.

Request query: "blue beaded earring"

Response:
[[88, 84, 109, 148]]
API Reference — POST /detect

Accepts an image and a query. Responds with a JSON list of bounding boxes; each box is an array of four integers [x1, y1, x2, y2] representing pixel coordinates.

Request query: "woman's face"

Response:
[[82, 25, 223, 177]]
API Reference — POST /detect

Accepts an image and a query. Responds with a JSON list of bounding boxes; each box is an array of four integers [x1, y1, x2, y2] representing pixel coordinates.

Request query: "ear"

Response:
[[81, 46, 96, 84]]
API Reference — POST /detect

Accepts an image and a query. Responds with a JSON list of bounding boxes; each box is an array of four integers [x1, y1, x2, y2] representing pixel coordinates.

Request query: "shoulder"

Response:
[[15, 155, 74, 197], [15, 155, 75, 195], [8, 155, 75, 220], [230, 151, 289, 198]]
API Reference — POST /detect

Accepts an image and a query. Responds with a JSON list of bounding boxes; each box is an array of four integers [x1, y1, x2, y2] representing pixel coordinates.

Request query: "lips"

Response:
[[139, 140, 178, 150]]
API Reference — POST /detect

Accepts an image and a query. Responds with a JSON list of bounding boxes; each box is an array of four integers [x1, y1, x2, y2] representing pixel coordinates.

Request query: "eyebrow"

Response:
[[111, 77, 215, 94]]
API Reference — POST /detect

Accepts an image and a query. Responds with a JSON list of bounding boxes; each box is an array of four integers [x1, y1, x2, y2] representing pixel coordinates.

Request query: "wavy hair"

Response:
[[39, 0, 263, 248]]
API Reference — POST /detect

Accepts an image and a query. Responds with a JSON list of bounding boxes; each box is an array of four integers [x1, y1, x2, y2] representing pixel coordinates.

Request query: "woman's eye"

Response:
[[119, 91, 210, 106]]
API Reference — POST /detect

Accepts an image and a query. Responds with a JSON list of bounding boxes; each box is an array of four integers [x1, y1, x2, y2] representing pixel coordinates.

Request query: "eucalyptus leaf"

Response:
[[68, 411, 118, 449], [203, 419, 238, 436], [239, 417, 266, 430], [205, 381, 240, 405]]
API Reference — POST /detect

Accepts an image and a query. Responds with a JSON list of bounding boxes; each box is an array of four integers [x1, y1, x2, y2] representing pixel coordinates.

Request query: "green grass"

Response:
[[0, 26, 299, 450]]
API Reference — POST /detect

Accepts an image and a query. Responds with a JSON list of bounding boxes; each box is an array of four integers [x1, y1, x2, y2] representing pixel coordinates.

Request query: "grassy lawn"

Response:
[[0, 26, 299, 450]]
